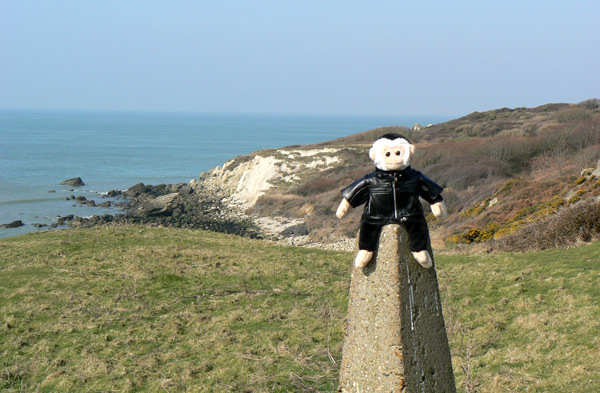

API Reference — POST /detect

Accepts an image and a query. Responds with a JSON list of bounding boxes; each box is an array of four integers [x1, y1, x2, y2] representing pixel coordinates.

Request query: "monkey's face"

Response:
[[380, 145, 411, 170], [369, 138, 415, 171]]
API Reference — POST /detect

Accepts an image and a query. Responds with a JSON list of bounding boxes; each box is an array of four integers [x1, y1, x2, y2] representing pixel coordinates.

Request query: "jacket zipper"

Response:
[[392, 177, 398, 219]]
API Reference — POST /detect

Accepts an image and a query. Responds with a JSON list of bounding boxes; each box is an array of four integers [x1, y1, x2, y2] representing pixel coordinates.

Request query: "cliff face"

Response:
[[186, 147, 353, 247], [191, 147, 344, 208]]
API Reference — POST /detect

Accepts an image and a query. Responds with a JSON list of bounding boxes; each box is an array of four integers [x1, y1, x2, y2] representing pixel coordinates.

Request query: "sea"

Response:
[[0, 110, 451, 238]]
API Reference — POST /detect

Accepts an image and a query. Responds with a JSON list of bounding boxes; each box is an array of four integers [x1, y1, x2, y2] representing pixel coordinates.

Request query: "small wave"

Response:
[[57, 188, 103, 194], [0, 197, 65, 205], [100, 190, 122, 196], [70, 189, 96, 193]]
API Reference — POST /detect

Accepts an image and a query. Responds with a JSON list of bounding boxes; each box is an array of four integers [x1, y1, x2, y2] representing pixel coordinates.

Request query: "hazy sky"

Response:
[[1, 1, 599, 116]]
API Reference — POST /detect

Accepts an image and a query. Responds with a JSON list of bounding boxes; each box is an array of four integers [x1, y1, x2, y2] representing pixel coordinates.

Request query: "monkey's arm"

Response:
[[431, 200, 447, 219], [336, 198, 351, 219], [338, 174, 370, 219]]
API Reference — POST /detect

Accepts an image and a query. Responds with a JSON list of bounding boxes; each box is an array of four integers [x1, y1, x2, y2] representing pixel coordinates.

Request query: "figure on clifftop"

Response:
[[336, 133, 447, 268]]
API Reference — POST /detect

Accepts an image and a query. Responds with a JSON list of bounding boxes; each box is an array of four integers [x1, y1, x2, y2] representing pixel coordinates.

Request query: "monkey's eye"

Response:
[[395, 151, 401, 156], [385, 152, 391, 157]]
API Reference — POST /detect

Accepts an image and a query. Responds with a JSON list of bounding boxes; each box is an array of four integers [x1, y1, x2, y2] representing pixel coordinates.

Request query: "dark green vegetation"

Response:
[[2, 227, 599, 392]]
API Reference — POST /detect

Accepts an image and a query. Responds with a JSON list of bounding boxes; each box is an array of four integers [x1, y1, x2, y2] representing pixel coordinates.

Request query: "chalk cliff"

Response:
[[191, 147, 343, 208]]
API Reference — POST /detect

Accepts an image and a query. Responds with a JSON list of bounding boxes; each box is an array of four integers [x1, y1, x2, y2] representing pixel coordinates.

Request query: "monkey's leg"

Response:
[[354, 250, 374, 268]]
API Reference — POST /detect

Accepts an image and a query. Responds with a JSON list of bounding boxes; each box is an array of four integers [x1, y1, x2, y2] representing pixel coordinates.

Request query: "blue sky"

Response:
[[1, 1, 598, 116]]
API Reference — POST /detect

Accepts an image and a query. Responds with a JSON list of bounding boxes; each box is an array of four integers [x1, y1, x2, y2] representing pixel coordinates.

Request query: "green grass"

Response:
[[1, 227, 599, 392], [440, 245, 600, 392], [0, 227, 350, 392]]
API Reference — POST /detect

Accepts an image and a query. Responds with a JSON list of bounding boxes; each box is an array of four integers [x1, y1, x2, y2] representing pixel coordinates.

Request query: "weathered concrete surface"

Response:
[[338, 224, 456, 393]]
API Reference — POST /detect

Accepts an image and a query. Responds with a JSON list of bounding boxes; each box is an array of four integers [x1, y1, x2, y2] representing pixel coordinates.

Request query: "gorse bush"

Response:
[[447, 227, 495, 243], [567, 189, 587, 205]]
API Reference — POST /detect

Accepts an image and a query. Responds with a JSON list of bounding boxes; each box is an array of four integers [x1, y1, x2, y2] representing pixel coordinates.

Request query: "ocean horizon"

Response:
[[0, 109, 452, 238]]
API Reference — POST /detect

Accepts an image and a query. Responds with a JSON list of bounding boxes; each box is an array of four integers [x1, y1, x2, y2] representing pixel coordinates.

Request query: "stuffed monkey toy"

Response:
[[336, 133, 447, 269]]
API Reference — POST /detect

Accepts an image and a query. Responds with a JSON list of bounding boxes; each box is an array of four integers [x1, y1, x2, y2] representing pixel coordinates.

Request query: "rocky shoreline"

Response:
[[46, 182, 346, 251], [54, 180, 261, 239], [42, 175, 354, 251], [2, 145, 359, 251]]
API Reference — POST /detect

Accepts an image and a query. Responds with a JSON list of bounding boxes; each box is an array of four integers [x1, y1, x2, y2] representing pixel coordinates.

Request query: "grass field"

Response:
[[1, 227, 599, 392], [440, 245, 600, 392]]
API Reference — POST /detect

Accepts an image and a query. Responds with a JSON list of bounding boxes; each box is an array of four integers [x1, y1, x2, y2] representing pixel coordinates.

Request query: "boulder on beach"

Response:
[[1, 220, 25, 229], [61, 177, 85, 186], [136, 192, 181, 217], [105, 190, 122, 198]]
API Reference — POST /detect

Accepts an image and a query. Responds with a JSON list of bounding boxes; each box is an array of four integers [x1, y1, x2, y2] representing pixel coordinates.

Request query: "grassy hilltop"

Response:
[[1, 227, 599, 392]]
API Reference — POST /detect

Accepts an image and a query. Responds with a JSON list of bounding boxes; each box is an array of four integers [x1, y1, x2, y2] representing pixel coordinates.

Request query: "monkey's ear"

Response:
[[409, 144, 415, 155], [369, 147, 376, 161]]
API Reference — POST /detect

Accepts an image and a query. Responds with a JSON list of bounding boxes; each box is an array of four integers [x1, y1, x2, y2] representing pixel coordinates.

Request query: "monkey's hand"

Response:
[[431, 201, 447, 219], [336, 198, 351, 219]]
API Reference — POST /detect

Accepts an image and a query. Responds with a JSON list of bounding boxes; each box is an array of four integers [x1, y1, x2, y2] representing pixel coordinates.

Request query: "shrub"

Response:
[[496, 178, 523, 194], [447, 225, 497, 243], [494, 200, 600, 251], [426, 160, 509, 190], [534, 117, 600, 159], [578, 98, 600, 110], [494, 220, 526, 238], [554, 107, 592, 123], [549, 195, 565, 210], [460, 197, 491, 218], [477, 137, 535, 170], [567, 189, 587, 205], [290, 178, 339, 196], [584, 175, 597, 185]]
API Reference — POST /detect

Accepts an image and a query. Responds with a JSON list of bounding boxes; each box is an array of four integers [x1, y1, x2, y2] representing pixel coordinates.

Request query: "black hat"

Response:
[[377, 133, 411, 143]]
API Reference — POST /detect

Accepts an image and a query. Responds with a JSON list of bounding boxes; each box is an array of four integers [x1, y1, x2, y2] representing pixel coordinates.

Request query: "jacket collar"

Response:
[[375, 166, 412, 180]]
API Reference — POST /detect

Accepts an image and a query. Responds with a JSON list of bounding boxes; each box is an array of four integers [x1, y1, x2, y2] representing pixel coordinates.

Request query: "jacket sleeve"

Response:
[[341, 175, 370, 208], [418, 172, 444, 204]]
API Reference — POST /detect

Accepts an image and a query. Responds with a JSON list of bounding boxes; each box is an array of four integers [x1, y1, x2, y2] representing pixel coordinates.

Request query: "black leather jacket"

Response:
[[341, 167, 444, 224]]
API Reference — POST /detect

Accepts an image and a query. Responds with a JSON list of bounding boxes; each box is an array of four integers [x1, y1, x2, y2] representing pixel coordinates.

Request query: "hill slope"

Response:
[[212, 99, 600, 250]]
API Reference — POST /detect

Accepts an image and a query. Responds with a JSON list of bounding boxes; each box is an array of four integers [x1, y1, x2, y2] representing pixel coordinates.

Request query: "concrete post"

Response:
[[338, 224, 456, 393]]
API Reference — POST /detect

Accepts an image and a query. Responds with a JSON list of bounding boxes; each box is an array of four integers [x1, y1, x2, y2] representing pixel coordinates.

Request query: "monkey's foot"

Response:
[[354, 250, 373, 268], [412, 250, 433, 269]]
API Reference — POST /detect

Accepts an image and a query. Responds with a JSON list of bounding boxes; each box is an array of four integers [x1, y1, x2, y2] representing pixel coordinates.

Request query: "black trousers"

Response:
[[358, 217, 429, 252]]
